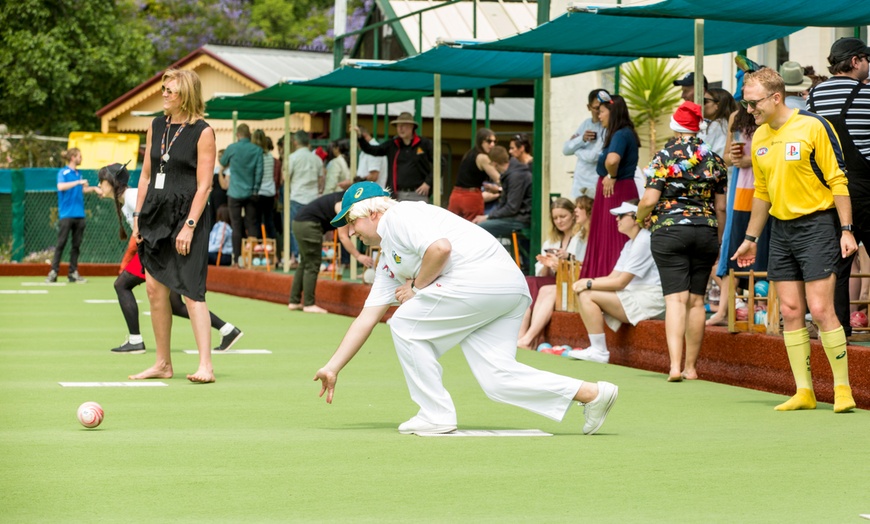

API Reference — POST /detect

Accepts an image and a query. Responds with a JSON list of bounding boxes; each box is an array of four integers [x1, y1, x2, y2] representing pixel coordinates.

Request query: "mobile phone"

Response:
[[544, 248, 558, 254]]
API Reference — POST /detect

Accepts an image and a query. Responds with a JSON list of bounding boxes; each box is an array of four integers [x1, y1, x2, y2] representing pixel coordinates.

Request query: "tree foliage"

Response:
[[139, 0, 265, 66], [0, 0, 374, 147], [619, 58, 687, 154], [0, 0, 155, 136]]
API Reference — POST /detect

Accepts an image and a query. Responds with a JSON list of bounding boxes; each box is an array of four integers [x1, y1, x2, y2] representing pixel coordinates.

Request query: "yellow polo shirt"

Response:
[[751, 109, 849, 221]]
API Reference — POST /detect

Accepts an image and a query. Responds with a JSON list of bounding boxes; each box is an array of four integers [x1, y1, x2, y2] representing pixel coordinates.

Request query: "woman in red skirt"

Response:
[[580, 92, 641, 279]]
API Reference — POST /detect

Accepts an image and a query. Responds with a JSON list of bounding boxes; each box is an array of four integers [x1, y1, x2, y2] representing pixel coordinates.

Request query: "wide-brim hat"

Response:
[[331, 182, 392, 228], [390, 112, 417, 127], [779, 61, 813, 91], [609, 202, 638, 216]]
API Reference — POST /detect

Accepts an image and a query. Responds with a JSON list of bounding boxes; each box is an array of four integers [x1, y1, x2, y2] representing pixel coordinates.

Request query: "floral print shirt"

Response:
[[645, 136, 727, 233]]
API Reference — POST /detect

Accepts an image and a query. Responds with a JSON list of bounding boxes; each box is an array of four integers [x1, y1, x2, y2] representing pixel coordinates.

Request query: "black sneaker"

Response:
[[68, 270, 87, 283], [111, 341, 146, 354], [214, 327, 243, 351], [46, 270, 58, 283]]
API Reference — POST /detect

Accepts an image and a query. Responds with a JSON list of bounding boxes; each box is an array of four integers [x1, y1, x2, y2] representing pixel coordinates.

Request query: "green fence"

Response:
[[0, 168, 141, 263]]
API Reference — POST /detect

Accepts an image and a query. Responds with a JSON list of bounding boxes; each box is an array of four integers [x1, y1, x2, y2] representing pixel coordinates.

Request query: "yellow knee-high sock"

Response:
[[783, 328, 813, 390], [819, 326, 850, 387]]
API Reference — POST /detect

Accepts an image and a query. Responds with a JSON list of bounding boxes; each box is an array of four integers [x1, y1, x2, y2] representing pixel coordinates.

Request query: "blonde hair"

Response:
[[546, 197, 578, 243], [346, 196, 397, 224], [744, 68, 786, 97], [162, 69, 205, 123]]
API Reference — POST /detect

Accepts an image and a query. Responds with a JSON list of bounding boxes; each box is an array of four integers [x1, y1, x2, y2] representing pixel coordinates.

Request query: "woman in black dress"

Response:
[[130, 68, 218, 383]]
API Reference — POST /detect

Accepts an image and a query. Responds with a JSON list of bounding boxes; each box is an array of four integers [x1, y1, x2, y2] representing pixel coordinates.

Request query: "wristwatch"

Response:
[[606, 174, 616, 180], [411, 279, 421, 293], [841, 224, 854, 232], [186, 219, 196, 229], [586, 279, 593, 290], [744, 234, 758, 243]]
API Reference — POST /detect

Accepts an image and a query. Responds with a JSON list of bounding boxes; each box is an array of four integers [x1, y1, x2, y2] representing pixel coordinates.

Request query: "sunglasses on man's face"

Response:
[[740, 92, 775, 109]]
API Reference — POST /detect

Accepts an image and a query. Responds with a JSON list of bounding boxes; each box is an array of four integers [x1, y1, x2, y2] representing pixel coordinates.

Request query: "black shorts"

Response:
[[650, 225, 719, 296], [768, 209, 840, 282]]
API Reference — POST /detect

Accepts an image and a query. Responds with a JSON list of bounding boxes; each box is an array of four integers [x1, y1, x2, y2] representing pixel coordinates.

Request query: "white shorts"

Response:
[[604, 284, 666, 332]]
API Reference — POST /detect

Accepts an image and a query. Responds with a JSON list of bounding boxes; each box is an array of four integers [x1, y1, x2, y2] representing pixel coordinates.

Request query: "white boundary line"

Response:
[[417, 429, 553, 437], [182, 349, 272, 355], [0, 290, 48, 294], [59, 382, 169, 387]]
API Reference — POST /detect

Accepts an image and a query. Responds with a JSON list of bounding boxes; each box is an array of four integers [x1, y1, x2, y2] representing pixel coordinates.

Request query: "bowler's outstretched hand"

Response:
[[314, 368, 337, 403]]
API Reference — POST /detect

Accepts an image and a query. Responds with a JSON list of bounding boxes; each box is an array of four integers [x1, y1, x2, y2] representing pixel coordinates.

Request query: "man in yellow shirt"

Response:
[[733, 68, 857, 413]]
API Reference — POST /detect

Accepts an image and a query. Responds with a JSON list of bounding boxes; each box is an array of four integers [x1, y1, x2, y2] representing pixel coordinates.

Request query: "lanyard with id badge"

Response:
[[156, 117, 186, 190]]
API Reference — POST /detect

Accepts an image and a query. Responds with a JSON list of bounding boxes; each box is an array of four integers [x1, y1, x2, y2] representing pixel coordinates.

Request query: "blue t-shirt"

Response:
[[57, 167, 85, 219], [596, 127, 639, 181]]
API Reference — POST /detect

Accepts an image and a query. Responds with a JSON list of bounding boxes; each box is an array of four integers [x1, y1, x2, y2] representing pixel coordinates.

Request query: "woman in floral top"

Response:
[[636, 101, 727, 382]]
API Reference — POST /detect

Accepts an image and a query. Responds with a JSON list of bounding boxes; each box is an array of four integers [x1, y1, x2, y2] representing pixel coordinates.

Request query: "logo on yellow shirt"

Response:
[[757, 147, 768, 156], [785, 143, 800, 161]]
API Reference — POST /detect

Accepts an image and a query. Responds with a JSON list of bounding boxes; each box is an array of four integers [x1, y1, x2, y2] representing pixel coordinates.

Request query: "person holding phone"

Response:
[[564, 89, 608, 199]]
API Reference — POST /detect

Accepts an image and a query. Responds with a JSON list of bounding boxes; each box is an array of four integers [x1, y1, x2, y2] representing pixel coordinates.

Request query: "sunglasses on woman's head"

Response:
[[597, 91, 613, 104]]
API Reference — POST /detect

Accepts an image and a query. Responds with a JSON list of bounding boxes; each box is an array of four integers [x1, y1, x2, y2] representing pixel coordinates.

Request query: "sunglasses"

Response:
[[740, 92, 775, 109], [485, 138, 497, 144], [704, 97, 716, 104], [617, 213, 636, 220], [161, 85, 179, 95], [597, 91, 614, 104]]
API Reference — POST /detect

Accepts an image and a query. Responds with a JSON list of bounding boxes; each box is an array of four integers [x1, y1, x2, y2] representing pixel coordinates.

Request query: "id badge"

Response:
[[155, 171, 166, 190]]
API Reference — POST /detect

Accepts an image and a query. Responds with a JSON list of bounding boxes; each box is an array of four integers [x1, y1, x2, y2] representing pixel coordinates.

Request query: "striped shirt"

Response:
[[806, 77, 870, 164]]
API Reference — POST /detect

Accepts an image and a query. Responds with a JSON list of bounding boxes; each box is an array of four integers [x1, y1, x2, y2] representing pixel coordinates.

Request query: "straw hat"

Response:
[[390, 112, 417, 127]]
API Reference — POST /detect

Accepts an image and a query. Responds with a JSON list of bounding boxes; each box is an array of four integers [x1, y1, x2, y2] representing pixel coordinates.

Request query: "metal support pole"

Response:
[[694, 19, 705, 107], [283, 102, 292, 273], [434, 74, 442, 207], [350, 88, 359, 281]]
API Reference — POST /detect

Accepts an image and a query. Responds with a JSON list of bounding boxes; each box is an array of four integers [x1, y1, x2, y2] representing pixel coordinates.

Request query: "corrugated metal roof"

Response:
[[358, 97, 534, 122], [203, 44, 334, 86], [390, 0, 538, 53]]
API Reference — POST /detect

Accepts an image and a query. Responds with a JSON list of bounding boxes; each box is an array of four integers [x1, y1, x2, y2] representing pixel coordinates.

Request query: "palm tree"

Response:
[[619, 58, 687, 156]]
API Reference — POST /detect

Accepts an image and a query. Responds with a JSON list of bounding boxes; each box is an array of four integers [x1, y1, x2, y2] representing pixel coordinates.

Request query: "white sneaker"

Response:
[[566, 347, 610, 363], [398, 416, 457, 435], [581, 381, 618, 435]]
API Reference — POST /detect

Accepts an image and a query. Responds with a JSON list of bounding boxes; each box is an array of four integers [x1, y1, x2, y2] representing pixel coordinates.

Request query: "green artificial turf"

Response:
[[1, 276, 868, 523]]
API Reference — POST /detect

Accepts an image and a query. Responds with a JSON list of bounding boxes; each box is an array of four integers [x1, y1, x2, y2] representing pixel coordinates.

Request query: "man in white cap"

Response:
[[807, 36, 870, 339], [567, 200, 664, 365], [356, 112, 434, 202], [313, 182, 619, 435]]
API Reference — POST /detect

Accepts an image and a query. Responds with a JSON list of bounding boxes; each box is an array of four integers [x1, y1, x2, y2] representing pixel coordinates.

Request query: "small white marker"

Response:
[[0, 290, 48, 294], [22, 282, 66, 286], [59, 382, 169, 387]]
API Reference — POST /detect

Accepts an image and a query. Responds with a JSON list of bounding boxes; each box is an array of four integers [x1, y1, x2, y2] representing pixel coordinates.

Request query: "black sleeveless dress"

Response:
[[138, 117, 212, 302]]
